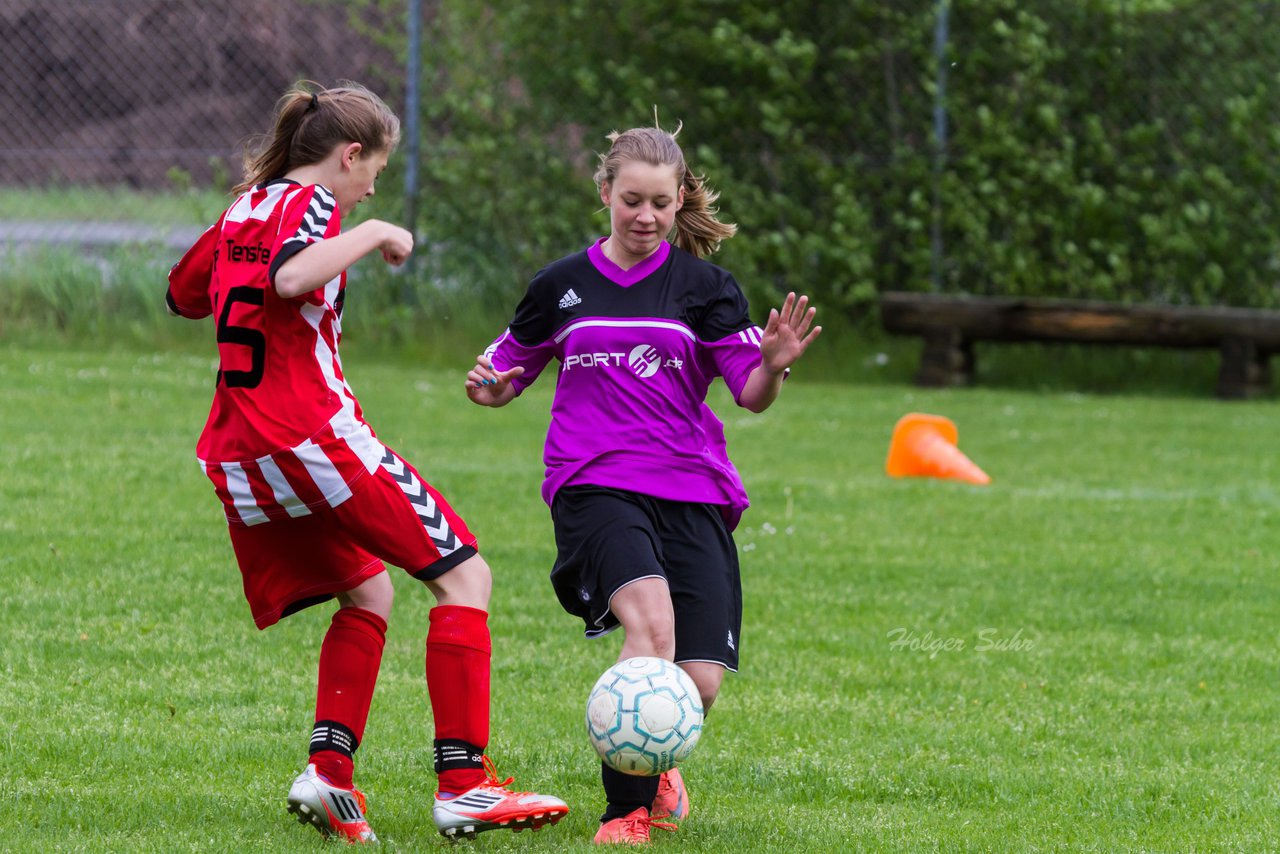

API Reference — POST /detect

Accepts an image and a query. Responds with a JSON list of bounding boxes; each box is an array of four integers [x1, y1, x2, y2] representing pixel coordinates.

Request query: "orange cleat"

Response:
[[287, 764, 377, 844], [593, 808, 677, 845], [649, 768, 689, 821], [432, 756, 569, 840]]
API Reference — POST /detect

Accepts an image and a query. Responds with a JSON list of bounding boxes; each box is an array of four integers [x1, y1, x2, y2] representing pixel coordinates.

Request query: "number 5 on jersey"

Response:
[[216, 286, 266, 389]]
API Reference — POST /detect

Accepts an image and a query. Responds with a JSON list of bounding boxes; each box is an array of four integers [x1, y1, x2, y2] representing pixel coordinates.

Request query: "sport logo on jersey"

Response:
[[562, 343, 683, 378], [628, 344, 661, 378]]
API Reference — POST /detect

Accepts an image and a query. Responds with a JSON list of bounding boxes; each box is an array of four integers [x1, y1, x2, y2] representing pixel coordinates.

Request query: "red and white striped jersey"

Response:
[[168, 179, 385, 525]]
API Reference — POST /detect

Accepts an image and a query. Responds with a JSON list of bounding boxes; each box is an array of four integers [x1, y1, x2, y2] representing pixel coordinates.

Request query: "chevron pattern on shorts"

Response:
[[380, 450, 460, 556]]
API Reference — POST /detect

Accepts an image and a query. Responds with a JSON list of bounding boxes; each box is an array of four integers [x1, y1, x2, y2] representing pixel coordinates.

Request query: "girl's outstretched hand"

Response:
[[759, 292, 822, 374], [465, 355, 525, 407]]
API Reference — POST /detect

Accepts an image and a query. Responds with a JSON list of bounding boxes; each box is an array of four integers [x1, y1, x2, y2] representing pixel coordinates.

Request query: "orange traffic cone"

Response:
[[885, 413, 991, 485]]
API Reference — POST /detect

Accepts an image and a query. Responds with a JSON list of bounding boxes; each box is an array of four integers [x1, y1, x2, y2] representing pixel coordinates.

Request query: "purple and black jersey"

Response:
[[485, 238, 766, 531]]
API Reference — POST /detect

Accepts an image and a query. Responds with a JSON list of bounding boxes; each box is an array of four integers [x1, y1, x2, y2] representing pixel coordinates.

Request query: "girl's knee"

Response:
[[618, 622, 676, 661], [337, 570, 394, 619], [680, 662, 725, 712], [424, 552, 492, 608], [612, 579, 676, 657], [644, 619, 677, 654]]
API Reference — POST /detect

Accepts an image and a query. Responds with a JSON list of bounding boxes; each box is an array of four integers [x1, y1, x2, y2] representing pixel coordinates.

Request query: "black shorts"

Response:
[[550, 484, 742, 671]]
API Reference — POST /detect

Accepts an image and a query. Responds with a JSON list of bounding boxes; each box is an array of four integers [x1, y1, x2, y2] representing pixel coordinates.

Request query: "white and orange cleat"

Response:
[[431, 756, 569, 840], [649, 768, 689, 821], [592, 807, 677, 845], [287, 764, 377, 844]]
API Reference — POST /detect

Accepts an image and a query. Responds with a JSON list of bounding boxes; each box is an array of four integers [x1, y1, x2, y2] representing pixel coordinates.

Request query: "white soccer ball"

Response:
[[585, 656, 704, 776]]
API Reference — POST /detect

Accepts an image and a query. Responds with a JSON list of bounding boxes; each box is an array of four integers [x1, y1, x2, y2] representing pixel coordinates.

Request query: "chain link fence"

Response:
[[1, 1, 1276, 305], [0, 0, 394, 246]]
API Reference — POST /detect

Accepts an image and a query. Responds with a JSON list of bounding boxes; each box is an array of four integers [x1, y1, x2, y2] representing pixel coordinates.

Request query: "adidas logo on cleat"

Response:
[[431, 756, 569, 839], [558, 289, 582, 309], [286, 764, 377, 844]]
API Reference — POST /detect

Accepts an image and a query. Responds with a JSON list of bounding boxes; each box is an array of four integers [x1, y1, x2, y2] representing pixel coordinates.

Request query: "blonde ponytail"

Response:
[[674, 165, 737, 258]]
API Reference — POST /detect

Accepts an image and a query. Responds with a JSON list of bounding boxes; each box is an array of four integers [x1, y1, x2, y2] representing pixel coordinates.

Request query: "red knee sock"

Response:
[[311, 607, 387, 789], [426, 605, 491, 795]]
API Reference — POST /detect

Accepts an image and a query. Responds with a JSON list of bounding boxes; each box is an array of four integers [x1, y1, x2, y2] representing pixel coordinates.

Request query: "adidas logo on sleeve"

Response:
[[558, 289, 582, 309]]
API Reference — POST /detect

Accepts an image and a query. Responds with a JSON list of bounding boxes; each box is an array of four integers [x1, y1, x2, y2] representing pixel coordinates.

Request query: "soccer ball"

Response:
[[585, 656, 704, 776]]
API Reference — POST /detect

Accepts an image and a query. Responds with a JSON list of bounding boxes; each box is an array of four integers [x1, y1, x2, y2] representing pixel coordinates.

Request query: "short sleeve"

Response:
[[483, 274, 559, 395], [696, 275, 766, 402], [166, 216, 223, 320], [694, 272, 752, 342], [267, 185, 340, 285]]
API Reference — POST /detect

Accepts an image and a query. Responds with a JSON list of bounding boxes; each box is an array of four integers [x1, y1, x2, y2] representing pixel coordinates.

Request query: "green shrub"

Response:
[[365, 0, 1279, 315]]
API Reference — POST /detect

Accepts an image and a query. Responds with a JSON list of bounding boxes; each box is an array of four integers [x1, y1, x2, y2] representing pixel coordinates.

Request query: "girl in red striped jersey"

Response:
[[167, 81, 566, 844]]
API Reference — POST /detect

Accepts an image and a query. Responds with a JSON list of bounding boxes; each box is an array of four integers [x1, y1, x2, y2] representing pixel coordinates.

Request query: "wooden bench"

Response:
[[880, 291, 1280, 399]]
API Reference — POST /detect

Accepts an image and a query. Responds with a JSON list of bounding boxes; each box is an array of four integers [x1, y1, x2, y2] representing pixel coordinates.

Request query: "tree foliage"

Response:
[[374, 0, 1280, 317]]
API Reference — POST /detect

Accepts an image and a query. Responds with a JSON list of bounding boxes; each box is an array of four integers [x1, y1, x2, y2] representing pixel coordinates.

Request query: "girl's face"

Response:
[[600, 160, 684, 265], [334, 143, 389, 213]]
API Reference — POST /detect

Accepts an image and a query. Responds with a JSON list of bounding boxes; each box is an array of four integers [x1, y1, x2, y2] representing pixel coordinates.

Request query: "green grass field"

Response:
[[0, 186, 230, 225], [3, 340, 1278, 852]]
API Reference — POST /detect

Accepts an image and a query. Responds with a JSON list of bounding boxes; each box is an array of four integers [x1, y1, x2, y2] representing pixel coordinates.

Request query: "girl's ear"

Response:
[[341, 142, 364, 170], [599, 181, 611, 208]]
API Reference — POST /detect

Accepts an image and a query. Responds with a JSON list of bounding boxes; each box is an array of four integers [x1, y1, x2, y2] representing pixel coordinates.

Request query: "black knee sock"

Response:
[[600, 762, 662, 822]]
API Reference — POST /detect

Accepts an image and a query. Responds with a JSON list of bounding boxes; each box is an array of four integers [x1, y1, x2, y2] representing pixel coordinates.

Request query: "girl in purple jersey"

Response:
[[465, 125, 820, 844]]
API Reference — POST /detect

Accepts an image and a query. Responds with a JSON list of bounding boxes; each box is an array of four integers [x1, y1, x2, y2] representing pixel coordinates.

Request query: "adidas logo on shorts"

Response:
[[558, 288, 582, 309]]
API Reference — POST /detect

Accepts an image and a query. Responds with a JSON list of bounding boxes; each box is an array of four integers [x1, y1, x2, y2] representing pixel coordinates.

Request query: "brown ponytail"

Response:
[[594, 124, 737, 258], [233, 80, 400, 194]]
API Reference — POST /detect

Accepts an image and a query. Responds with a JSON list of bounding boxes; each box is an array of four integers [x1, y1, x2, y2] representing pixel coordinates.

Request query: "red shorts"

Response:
[[227, 450, 477, 628]]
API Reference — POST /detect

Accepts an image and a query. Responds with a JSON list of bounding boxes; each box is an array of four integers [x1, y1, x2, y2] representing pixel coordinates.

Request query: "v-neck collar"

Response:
[[587, 237, 671, 287]]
